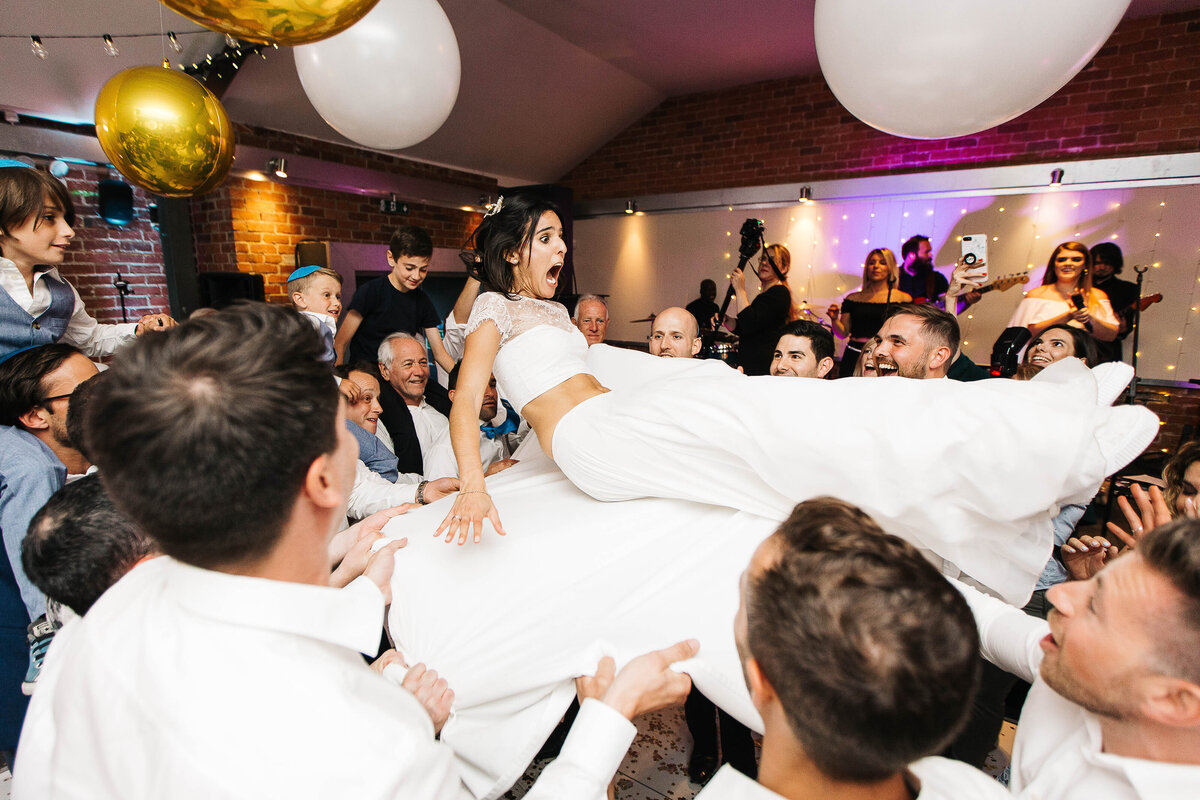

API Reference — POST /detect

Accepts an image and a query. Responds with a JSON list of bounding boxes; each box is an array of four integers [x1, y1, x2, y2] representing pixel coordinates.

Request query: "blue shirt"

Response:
[[345, 420, 399, 483], [0, 426, 64, 622], [1035, 503, 1087, 591]]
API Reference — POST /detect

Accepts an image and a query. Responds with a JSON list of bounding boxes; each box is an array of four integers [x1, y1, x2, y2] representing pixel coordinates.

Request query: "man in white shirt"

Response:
[[377, 332, 450, 467], [699, 497, 1008, 799], [574, 294, 609, 347], [16, 302, 697, 799], [956, 514, 1200, 800]]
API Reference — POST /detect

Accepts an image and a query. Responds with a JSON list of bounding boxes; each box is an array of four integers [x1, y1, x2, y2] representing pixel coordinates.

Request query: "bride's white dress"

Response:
[[381, 293, 1157, 799]]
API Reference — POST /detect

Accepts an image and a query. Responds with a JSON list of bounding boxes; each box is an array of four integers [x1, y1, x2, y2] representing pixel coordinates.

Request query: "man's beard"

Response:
[[874, 353, 928, 379]]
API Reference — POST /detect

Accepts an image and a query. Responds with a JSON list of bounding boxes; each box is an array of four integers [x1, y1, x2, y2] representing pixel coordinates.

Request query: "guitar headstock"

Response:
[[978, 272, 1031, 295]]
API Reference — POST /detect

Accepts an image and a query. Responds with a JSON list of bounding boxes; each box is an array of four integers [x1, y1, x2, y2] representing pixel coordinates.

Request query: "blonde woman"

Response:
[[827, 248, 912, 371]]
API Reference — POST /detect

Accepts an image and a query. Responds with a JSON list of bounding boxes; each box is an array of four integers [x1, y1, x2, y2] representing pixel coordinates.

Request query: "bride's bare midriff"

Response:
[[522, 373, 609, 459]]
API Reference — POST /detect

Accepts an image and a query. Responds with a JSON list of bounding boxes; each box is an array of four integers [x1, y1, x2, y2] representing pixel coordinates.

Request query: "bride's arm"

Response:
[[436, 321, 507, 545]]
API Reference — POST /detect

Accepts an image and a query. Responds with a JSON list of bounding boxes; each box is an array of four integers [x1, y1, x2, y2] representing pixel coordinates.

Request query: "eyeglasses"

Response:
[[38, 393, 73, 405]]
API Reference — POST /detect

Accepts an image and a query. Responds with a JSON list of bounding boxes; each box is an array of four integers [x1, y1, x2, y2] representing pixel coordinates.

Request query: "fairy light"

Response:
[[168, 31, 182, 52], [102, 34, 119, 56], [29, 35, 47, 59]]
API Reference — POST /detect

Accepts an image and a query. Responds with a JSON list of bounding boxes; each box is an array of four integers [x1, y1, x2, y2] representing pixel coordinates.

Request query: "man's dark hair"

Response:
[[776, 319, 834, 364], [1139, 518, 1200, 684], [22, 474, 155, 614], [334, 361, 381, 385], [747, 497, 979, 781], [901, 235, 930, 261], [700, 278, 716, 294], [0, 343, 80, 428], [884, 302, 961, 356], [1090, 241, 1124, 275], [65, 372, 104, 462], [86, 302, 339, 569], [388, 225, 434, 260]]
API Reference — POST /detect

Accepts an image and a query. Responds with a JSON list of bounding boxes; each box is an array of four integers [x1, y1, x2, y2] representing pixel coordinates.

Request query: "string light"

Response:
[[102, 34, 119, 56], [168, 32, 182, 53], [29, 35, 46, 59]]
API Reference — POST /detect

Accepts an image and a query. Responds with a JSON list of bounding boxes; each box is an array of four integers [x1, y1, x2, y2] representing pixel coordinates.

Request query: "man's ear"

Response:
[[18, 406, 50, 432], [817, 357, 834, 379], [1140, 675, 1200, 728], [744, 657, 776, 710], [447, 388, 456, 403], [928, 345, 952, 372], [385, 250, 397, 268], [690, 338, 702, 357], [303, 451, 344, 511], [291, 291, 308, 310], [378, 362, 392, 383]]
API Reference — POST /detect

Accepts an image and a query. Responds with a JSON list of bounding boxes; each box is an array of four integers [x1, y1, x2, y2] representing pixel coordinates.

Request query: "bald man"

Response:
[[648, 307, 702, 358]]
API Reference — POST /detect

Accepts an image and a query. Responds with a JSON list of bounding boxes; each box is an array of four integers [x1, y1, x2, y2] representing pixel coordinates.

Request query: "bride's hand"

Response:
[[435, 490, 506, 545]]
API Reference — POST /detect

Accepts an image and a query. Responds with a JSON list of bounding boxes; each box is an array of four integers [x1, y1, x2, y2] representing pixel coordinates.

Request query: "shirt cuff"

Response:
[[557, 698, 637, 781]]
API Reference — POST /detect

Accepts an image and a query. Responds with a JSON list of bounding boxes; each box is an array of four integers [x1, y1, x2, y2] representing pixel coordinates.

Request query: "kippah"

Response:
[[287, 265, 323, 282], [0, 345, 40, 365], [0, 159, 35, 169]]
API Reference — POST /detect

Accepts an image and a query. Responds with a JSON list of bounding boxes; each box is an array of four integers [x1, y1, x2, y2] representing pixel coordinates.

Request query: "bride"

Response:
[[438, 192, 1157, 601]]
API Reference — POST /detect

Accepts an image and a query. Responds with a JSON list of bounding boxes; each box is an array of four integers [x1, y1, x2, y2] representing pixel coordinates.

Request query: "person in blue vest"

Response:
[[0, 160, 175, 360]]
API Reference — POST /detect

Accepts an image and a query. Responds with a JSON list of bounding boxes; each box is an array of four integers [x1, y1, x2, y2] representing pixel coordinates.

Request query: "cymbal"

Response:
[[630, 315, 656, 323]]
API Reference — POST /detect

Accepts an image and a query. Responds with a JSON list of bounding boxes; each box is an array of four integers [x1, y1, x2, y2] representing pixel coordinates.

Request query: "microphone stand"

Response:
[[1126, 263, 1149, 406]]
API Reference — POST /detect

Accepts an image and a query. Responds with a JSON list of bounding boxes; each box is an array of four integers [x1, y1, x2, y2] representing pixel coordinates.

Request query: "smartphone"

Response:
[[960, 234, 988, 280], [1071, 291, 1086, 310]]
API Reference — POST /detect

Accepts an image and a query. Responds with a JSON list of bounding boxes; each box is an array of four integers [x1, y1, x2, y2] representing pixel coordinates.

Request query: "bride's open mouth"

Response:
[[546, 263, 562, 287]]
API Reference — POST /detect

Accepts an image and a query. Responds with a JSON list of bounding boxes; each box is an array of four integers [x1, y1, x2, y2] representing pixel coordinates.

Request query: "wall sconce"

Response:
[[625, 200, 637, 215], [798, 185, 813, 204], [267, 158, 288, 179], [1049, 168, 1064, 187]]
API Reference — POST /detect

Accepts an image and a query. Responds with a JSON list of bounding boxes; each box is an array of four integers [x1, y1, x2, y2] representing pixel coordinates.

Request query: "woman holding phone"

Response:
[[1008, 241, 1118, 343]]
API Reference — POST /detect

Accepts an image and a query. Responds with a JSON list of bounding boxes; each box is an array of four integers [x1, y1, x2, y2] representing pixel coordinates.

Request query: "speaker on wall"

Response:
[[98, 179, 134, 226], [197, 272, 266, 309]]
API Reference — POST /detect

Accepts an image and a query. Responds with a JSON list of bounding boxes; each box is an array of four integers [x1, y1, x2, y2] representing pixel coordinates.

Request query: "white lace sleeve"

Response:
[[467, 292, 515, 344]]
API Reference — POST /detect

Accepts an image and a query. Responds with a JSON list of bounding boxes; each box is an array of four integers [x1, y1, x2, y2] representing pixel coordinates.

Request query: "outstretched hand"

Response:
[[435, 490, 506, 545], [1062, 534, 1117, 581], [1106, 484, 1173, 549]]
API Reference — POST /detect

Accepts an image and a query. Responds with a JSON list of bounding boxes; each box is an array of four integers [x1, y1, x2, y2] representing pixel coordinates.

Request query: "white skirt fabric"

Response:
[[383, 348, 1152, 799]]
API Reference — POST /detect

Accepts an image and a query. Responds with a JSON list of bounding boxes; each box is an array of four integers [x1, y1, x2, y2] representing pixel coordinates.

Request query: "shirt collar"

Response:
[[697, 765, 783, 799], [0, 256, 60, 281], [1082, 712, 1200, 799], [164, 558, 385, 656]]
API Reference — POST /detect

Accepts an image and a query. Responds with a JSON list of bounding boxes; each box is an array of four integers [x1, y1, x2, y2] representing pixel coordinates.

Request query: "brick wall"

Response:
[[1140, 382, 1200, 455], [59, 164, 170, 324], [191, 124, 493, 303], [561, 12, 1200, 199]]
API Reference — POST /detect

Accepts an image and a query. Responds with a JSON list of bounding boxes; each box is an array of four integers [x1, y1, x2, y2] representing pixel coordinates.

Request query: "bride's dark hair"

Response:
[[460, 192, 562, 297]]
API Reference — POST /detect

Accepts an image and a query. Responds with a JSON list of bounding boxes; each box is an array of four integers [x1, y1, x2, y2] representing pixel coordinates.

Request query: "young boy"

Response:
[[333, 225, 453, 373], [0, 160, 174, 359], [287, 265, 342, 364]]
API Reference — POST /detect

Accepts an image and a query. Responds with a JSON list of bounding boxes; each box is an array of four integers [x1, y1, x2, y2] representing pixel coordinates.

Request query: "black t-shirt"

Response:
[[346, 276, 440, 365], [898, 267, 949, 303], [686, 297, 720, 332], [735, 284, 791, 376]]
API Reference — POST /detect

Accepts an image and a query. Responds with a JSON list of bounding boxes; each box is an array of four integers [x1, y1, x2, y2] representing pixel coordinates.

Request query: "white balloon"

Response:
[[814, 0, 1131, 139], [295, 0, 460, 150]]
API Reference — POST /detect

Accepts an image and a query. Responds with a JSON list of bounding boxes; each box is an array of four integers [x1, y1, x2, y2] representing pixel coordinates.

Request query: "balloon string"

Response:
[[159, 2, 165, 63]]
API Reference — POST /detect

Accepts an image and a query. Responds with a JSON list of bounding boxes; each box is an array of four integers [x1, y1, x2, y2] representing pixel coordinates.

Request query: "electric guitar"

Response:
[[913, 272, 1030, 307]]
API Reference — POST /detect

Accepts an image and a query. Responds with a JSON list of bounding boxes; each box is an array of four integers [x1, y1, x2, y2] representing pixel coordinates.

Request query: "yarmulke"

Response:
[[287, 265, 323, 282]]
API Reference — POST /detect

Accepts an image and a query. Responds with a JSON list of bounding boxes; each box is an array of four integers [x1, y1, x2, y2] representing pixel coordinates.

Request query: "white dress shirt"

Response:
[[347, 460, 420, 520], [16, 556, 637, 800], [408, 398, 451, 467], [955, 580, 1200, 800], [696, 758, 1009, 799], [1, 257, 137, 357]]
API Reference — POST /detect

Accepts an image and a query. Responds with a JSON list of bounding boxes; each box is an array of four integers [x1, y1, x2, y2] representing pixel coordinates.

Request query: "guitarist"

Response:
[[1089, 242, 1140, 363], [899, 235, 982, 313]]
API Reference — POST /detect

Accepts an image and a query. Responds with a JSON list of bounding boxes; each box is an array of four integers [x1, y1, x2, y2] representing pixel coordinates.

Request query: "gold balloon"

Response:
[[94, 66, 235, 198], [160, 0, 380, 46]]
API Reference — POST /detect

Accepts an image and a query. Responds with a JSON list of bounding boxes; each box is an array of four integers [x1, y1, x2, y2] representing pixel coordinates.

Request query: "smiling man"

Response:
[[956, 517, 1200, 799], [871, 304, 958, 379], [770, 320, 835, 379]]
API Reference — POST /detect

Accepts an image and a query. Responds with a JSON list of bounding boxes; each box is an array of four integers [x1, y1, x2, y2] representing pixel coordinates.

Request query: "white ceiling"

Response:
[[1, 0, 1197, 185]]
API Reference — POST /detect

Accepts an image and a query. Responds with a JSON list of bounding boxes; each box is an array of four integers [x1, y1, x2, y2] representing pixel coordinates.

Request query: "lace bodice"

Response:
[[466, 292, 589, 412]]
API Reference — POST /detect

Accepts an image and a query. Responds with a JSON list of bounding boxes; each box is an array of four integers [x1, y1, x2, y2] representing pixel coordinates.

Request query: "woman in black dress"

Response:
[[827, 248, 912, 374]]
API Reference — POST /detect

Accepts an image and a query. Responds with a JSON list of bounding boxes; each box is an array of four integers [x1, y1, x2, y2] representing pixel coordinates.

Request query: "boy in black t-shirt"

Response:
[[334, 226, 454, 373]]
